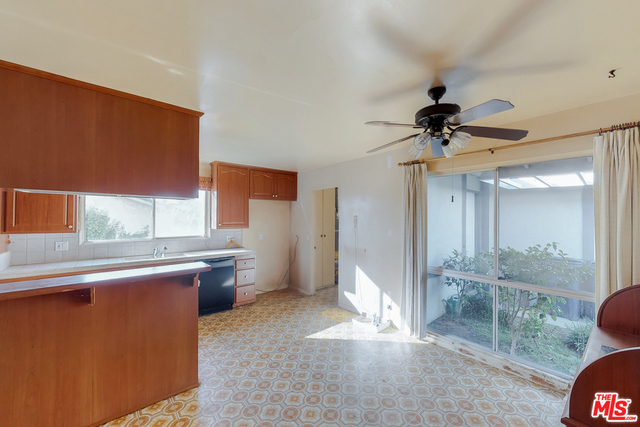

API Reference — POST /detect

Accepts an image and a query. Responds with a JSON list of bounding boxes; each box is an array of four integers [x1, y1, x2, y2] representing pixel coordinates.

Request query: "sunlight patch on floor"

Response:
[[308, 311, 422, 343]]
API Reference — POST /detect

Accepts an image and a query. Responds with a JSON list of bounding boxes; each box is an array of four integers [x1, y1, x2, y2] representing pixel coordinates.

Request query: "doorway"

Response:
[[313, 187, 338, 291]]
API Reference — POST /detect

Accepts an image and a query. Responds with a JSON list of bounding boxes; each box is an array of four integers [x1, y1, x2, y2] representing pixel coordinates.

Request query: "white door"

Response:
[[314, 188, 337, 291]]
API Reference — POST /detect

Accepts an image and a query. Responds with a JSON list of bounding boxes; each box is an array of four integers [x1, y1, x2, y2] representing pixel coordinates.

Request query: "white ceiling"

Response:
[[1, 1, 639, 171]]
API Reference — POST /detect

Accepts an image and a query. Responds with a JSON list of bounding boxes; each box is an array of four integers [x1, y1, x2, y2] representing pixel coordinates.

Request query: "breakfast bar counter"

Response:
[[0, 262, 211, 427]]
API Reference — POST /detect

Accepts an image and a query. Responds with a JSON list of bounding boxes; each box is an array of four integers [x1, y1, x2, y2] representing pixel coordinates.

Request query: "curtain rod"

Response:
[[397, 121, 640, 167]]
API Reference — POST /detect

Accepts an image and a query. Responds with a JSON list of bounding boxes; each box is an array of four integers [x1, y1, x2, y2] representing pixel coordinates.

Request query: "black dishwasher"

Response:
[[198, 257, 235, 315]]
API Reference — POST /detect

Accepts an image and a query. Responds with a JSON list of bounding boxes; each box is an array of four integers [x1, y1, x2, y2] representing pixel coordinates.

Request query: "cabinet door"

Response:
[[91, 276, 199, 423], [275, 173, 297, 201], [214, 165, 249, 228], [3, 191, 76, 233], [0, 290, 94, 427], [249, 170, 275, 199]]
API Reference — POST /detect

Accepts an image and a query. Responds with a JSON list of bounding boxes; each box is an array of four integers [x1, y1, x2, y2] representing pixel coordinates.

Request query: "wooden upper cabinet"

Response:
[[2, 190, 77, 234], [250, 170, 275, 199], [212, 163, 249, 229], [249, 169, 297, 201], [275, 172, 297, 201], [0, 60, 202, 198]]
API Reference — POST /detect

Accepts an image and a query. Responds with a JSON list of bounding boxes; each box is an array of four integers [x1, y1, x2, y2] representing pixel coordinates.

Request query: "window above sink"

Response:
[[82, 190, 208, 243]]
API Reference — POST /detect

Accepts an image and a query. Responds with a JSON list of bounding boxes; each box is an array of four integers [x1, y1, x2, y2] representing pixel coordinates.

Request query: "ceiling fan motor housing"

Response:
[[414, 103, 461, 128]]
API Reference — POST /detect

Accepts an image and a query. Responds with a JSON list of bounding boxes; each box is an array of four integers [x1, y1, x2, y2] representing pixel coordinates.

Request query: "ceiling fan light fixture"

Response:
[[443, 130, 472, 157], [408, 132, 431, 159]]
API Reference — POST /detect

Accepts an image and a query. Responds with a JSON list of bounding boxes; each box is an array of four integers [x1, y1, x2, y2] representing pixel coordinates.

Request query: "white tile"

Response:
[[8, 234, 26, 242], [36, 262, 59, 270], [45, 238, 59, 252], [8, 239, 26, 252], [78, 244, 94, 260], [108, 244, 122, 258], [45, 250, 63, 264], [9, 251, 26, 265], [134, 243, 152, 256], [26, 251, 45, 265], [26, 236, 45, 252], [62, 250, 79, 262], [92, 258, 110, 266], [121, 244, 135, 257], [66, 238, 79, 250], [75, 260, 93, 268], [57, 261, 78, 269], [93, 245, 109, 259], [45, 233, 62, 241]]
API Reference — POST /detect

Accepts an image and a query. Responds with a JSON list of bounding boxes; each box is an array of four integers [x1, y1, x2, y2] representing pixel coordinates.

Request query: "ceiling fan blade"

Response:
[[457, 125, 528, 141], [431, 139, 445, 158], [367, 133, 420, 154], [447, 99, 514, 126], [365, 121, 422, 128]]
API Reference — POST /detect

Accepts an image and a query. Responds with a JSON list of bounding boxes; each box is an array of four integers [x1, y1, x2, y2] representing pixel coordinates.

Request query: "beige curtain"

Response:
[[401, 163, 428, 337], [594, 127, 640, 307]]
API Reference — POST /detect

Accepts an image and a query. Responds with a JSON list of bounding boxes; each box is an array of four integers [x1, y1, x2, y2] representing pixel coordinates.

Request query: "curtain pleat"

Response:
[[401, 163, 428, 337], [594, 127, 640, 307]]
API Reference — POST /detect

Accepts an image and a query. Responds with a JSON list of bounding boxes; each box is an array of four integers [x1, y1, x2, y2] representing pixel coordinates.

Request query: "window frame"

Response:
[[426, 160, 595, 373], [78, 191, 211, 244]]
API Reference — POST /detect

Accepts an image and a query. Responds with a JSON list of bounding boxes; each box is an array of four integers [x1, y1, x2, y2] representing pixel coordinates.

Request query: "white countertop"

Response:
[[0, 248, 255, 282]]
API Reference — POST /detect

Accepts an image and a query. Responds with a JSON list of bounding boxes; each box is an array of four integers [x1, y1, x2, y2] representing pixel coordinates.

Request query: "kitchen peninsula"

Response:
[[0, 262, 210, 427]]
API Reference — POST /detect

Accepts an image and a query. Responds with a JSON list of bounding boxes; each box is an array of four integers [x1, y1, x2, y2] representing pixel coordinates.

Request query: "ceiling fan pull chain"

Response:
[[451, 157, 454, 202]]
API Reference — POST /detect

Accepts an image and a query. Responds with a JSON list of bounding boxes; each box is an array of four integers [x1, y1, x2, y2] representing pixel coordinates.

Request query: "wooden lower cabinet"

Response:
[[91, 275, 199, 424], [234, 255, 256, 308], [0, 266, 203, 427], [0, 290, 94, 426]]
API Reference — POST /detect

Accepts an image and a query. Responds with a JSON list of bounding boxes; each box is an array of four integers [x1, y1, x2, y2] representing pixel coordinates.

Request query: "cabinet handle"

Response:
[[64, 196, 68, 226], [68, 225, 73, 229], [244, 292, 248, 296], [244, 275, 247, 278], [275, 195, 278, 198], [12, 192, 16, 227]]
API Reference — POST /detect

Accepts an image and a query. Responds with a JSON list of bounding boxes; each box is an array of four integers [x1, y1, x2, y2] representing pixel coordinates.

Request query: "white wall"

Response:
[[290, 148, 407, 326], [242, 199, 291, 292]]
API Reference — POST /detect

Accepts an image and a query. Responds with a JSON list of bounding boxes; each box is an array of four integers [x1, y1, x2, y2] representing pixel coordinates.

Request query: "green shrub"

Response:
[[564, 321, 594, 353]]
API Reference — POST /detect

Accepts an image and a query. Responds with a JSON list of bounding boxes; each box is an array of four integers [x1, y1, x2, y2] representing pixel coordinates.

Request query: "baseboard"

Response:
[[422, 331, 571, 392], [289, 284, 314, 296]]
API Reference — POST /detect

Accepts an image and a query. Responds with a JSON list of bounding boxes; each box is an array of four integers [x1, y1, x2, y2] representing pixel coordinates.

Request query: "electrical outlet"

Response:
[[226, 236, 232, 242], [54, 241, 68, 251], [259, 233, 264, 240]]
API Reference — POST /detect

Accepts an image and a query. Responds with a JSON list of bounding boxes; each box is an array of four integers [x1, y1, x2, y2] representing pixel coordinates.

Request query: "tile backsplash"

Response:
[[7, 229, 243, 266]]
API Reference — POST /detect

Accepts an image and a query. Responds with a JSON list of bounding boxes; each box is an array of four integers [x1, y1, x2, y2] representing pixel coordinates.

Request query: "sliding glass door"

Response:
[[426, 157, 595, 376]]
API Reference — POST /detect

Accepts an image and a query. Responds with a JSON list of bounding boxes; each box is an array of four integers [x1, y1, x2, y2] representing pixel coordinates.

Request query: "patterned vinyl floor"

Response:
[[103, 286, 567, 427]]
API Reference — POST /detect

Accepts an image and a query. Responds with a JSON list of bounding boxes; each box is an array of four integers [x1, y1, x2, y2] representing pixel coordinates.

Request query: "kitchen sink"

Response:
[[123, 253, 188, 262]]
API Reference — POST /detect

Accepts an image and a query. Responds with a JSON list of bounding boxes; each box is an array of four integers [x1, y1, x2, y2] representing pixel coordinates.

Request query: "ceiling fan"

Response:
[[366, 86, 529, 159]]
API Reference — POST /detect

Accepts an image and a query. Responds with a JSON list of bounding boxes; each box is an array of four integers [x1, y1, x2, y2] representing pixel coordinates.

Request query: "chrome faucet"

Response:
[[153, 246, 168, 258]]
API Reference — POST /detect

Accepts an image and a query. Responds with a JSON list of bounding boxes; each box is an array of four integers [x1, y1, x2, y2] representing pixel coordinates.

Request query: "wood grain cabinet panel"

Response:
[[212, 163, 250, 229], [0, 60, 202, 198], [250, 170, 275, 199], [92, 276, 198, 423], [0, 264, 205, 427], [275, 172, 297, 201], [0, 290, 94, 427], [249, 169, 297, 201], [2, 190, 77, 233]]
